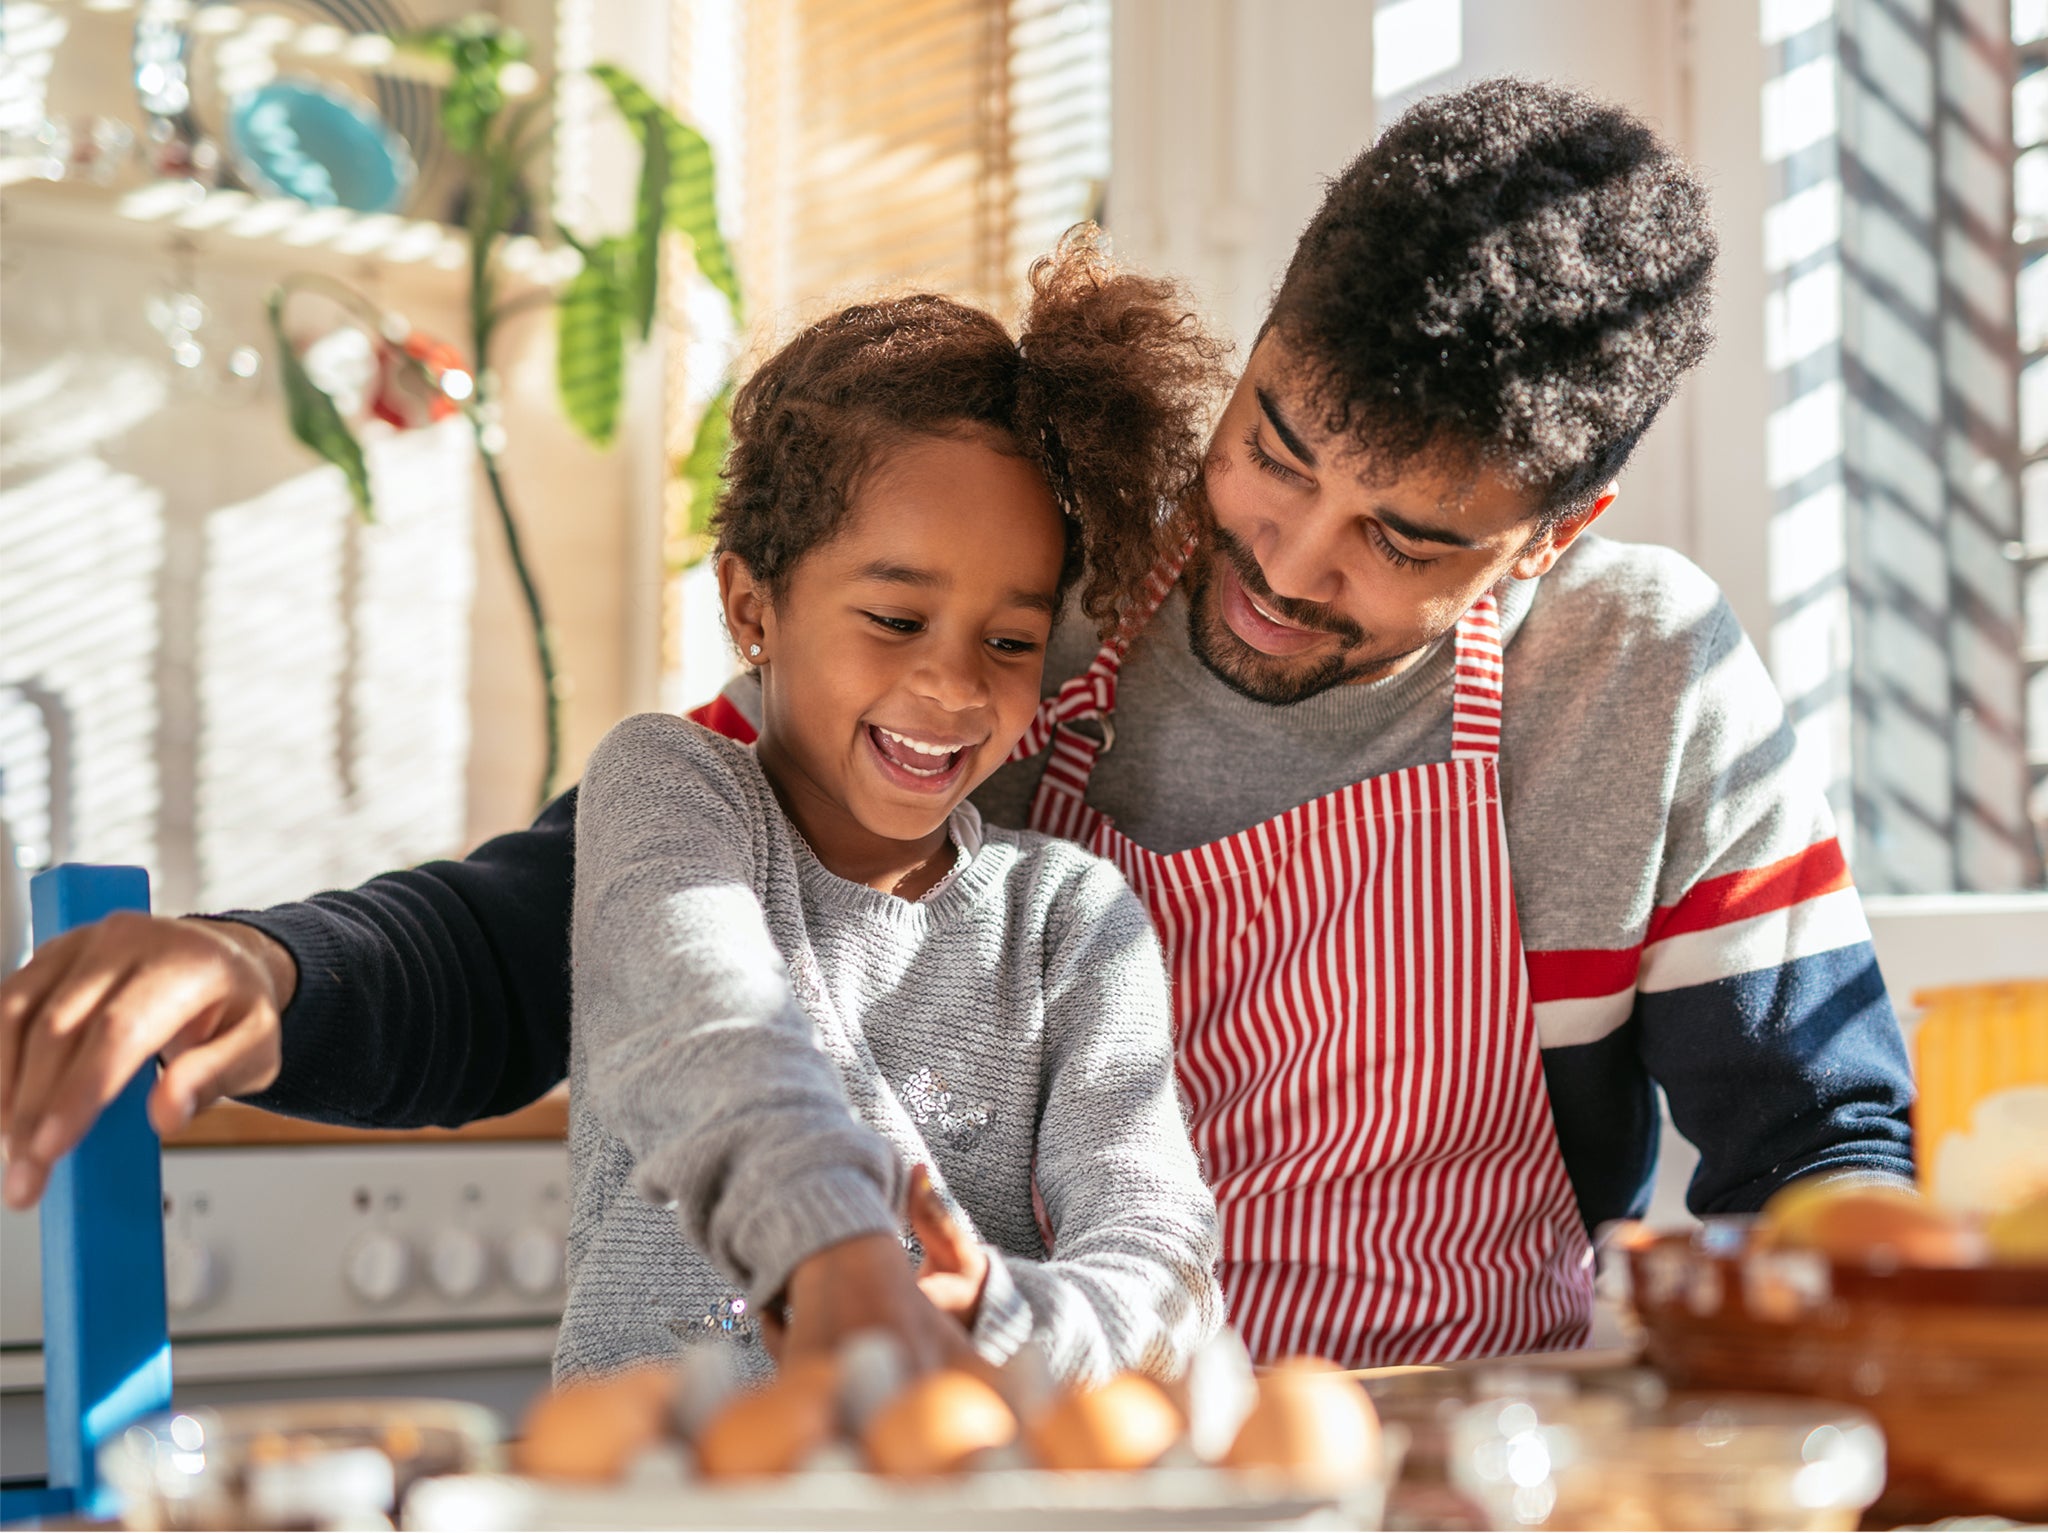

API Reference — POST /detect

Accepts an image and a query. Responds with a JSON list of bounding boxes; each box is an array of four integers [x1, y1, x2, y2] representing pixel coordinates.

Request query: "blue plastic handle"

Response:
[[0, 866, 169, 1523]]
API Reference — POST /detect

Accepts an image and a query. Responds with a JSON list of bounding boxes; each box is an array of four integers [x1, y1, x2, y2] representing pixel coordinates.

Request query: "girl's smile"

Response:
[[864, 724, 981, 793]]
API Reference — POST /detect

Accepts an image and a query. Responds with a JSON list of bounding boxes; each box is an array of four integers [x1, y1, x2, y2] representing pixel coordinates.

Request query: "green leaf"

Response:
[[404, 19, 529, 155], [267, 290, 373, 518], [673, 379, 732, 566], [590, 63, 744, 324], [665, 118, 743, 322], [557, 237, 625, 446], [629, 104, 668, 341]]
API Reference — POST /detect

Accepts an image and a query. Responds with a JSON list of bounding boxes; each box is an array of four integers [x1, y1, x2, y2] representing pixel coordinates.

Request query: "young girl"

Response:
[[562, 232, 1229, 1389]]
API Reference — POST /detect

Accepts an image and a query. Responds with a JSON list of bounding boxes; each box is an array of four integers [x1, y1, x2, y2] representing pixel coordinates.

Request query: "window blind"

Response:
[[740, 0, 1110, 323]]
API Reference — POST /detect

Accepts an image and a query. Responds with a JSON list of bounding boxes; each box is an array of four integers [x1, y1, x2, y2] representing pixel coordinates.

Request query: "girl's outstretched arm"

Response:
[[573, 713, 906, 1301], [972, 857, 1224, 1382]]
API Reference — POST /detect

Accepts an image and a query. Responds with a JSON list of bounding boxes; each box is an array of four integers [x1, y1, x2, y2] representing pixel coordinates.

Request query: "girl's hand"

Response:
[[908, 1164, 991, 1328], [775, 1226, 988, 1379], [0, 916, 293, 1209]]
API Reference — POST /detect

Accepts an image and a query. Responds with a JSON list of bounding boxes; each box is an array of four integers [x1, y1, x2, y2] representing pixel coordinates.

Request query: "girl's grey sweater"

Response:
[[561, 714, 1223, 1386]]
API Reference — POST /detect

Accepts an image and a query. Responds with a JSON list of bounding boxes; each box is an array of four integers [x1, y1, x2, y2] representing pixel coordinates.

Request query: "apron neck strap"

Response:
[[1450, 589, 1506, 762], [1007, 539, 1192, 765]]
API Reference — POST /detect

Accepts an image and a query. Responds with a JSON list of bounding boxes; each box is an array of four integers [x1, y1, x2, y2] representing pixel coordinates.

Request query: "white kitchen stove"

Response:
[[0, 1139, 569, 1482]]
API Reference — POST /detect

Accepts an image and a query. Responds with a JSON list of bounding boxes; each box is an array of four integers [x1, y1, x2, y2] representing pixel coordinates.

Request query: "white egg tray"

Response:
[[404, 1452, 1402, 1532]]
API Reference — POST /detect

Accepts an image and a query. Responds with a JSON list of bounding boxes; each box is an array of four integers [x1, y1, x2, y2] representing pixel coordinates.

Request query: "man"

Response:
[[0, 81, 1912, 1365]]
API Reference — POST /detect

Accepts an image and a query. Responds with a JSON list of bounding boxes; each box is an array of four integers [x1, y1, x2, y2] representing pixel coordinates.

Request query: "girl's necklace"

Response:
[[890, 840, 957, 901]]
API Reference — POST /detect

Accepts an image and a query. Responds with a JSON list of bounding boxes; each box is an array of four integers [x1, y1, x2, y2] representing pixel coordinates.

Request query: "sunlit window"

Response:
[[2014, 3, 2048, 880], [1759, 0, 2041, 892]]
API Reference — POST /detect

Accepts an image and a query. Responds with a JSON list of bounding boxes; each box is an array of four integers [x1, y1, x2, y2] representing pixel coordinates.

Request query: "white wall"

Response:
[[0, 232, 475, 916], [1108, 0, 1376, 361]]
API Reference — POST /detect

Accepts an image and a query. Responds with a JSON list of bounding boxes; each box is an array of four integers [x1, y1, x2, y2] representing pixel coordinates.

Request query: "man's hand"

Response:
[[765, 1211, 988, 1380], [908, 1164, 990, 1329], [0, 915, 294, 1209]]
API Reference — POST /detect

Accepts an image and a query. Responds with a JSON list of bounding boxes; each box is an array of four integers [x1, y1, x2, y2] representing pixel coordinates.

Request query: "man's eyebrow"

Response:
[[1376, 507, 1480, 550], [851, 561, 1057, 614], [1255, 388, 1318, 469]]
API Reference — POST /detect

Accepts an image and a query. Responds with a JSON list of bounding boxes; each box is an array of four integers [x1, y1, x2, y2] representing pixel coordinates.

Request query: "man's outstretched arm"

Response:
[[0, 791, 577, 1208], [226, 789, 578, 1128]]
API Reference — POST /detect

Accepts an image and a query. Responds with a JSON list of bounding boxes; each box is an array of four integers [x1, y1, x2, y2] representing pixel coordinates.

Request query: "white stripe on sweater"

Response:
[[1638, 885, 1871, 995], [1534, 989, 1636, 1047]]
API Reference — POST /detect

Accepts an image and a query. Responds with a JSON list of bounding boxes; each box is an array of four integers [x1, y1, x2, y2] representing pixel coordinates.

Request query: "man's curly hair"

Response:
[[714, 227, 1227, 639], [1267, 78, 1716, 519]]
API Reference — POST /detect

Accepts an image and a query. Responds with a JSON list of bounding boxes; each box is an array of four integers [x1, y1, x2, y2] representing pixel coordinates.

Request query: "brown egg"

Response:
[[1987, 1192, 2048, 1265], [515, 1364, 676, 1481], [1754, 1177, 1902, 1248], [693, 1358, 841, 1480], [1223, 1358, 1381, 1490], [1799, 1189, 1982, 1267], [777, 1353, 844, 1396], [1028, 1373, 1184, 1471], [861, 1370, 1018, 1478]]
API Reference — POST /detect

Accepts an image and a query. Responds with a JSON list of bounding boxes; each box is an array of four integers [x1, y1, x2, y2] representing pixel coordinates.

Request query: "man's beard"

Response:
[[1183, 521, 1424, 706]]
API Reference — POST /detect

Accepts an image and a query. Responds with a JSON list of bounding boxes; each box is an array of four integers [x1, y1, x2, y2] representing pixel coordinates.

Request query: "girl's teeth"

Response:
[[879, 727, 956, 758], [871, 726, 963, 780]]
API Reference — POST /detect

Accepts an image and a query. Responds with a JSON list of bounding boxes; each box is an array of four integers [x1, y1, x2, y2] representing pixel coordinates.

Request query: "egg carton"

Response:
[[403, 1445, 1404, 1532]]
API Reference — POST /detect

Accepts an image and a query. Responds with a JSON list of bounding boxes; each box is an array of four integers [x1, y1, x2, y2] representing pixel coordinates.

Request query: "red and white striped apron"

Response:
[[1015, 559, 1595, 1365]]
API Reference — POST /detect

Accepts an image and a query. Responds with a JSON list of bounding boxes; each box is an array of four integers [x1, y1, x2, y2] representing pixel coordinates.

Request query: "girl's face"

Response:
[[721, 431, 1066, 891]]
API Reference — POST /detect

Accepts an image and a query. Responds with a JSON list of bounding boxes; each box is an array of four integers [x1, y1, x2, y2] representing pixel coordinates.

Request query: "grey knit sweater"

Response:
[[561, 714, 1223, 1387]]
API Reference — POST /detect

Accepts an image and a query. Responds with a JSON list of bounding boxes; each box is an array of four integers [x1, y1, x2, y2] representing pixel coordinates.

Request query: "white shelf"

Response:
[[0, 177, 579, 291]]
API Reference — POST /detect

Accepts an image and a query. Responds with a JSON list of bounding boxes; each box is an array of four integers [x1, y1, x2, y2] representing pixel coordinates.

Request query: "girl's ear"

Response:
[[717, 552, 771, 663]]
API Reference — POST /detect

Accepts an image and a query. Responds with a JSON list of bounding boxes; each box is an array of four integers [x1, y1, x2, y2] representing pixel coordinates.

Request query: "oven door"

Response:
[[1, 1103, 568, 1484]]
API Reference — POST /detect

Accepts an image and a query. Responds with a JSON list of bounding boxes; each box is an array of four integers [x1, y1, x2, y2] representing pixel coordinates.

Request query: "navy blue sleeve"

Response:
[[1637, 942, 1914, 1215], [1540, 943, 1915, 1231], [216, 789, 578, 1128], [1541, 1026, 1662, 1231]]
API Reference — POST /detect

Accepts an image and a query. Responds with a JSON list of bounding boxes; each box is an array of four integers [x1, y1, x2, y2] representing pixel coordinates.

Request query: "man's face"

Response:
[[1187, 335, 1601, 705]]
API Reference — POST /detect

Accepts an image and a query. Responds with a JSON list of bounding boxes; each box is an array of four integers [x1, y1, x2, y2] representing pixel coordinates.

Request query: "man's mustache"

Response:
[[1206, 523, 1367, 647]]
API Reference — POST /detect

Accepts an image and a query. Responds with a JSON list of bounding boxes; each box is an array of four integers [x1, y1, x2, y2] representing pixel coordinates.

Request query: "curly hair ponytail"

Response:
[[712, 226, 1227, 640], [1013, 228, 1229, 635]]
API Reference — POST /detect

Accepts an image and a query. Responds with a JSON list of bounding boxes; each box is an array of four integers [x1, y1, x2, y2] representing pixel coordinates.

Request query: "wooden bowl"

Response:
[[1625, 1225, 2048, 1524]]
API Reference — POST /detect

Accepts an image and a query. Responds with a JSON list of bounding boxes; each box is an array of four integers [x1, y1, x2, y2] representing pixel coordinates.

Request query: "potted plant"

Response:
[[269, 18, 741, 808]]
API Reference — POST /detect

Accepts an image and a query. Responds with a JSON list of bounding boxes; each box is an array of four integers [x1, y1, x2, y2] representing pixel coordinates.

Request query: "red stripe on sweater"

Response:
[[1525, 946, 1641, 1003], [1646, 837, 1851, 945], [687, 694, 758, 744], [1524, 838, 1856, 1002]]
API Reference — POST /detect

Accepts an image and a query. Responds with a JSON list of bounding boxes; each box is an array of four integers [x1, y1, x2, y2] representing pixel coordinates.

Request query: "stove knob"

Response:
[[343, 1231, 413, 1305], [427, 1228, 491, 1300], [505, 1226, 563, 1297], [163, 1234, 218, 1314]]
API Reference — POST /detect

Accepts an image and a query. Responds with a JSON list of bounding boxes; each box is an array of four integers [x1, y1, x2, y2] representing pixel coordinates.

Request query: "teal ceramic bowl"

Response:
[[227, 77, 416, 213]]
